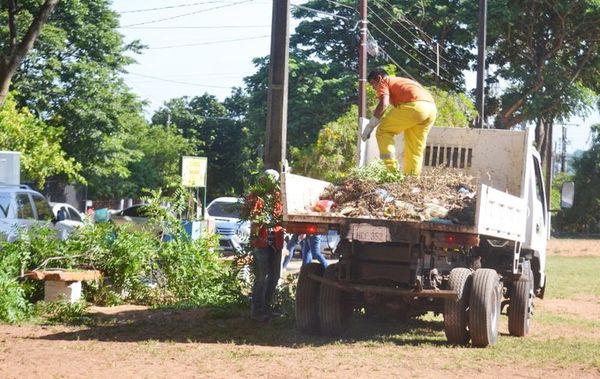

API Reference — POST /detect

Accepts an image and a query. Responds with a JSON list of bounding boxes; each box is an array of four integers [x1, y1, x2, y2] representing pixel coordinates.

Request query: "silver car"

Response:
[[206, 197, 250, 254]]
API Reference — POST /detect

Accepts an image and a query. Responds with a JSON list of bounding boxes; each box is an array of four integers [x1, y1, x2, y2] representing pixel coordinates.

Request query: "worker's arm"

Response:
[[372, 94, 389, 119]]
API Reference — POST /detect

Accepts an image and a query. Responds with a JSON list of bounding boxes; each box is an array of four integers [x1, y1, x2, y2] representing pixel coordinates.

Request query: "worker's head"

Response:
[[264, 169, 279, 182], [367, 67, 388, 88]]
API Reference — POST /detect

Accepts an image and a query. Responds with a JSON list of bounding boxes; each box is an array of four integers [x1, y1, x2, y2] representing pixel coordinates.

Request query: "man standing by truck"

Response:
[[241, 169, 285, 321], [361, 67, 437, 176]]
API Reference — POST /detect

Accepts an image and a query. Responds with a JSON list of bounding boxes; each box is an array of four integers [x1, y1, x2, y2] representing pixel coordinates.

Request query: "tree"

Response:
[[94, 123, 195, 199], [152, 94, 249, 199], [0, 0, 60, 106], [2, 1, 148, 198], [485, 0, 600, 165], [291, 0, 475, 90], [556, 124, 600, 232], [0, 95, 82, 186]]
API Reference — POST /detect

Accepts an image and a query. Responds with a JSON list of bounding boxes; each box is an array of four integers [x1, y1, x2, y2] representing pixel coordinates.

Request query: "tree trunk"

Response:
[[0, 0, 61, 107]]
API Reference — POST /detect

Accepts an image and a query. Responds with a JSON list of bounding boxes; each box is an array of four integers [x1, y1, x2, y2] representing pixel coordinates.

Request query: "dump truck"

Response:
[[282, 126, 573, 347]]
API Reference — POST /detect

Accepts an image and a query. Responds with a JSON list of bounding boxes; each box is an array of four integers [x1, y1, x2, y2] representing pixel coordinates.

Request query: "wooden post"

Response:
[[265, 0, 290, 171]]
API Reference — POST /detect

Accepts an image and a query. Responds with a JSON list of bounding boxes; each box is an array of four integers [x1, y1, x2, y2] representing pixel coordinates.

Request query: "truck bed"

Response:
[[281, 171, 527, 242]]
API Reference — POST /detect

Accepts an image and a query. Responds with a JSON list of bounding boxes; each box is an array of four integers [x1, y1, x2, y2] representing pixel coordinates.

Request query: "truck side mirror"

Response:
[[560, 181, 574, 209]]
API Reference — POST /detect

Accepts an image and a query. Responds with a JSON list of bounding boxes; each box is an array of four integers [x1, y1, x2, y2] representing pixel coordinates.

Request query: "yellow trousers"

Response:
[[375, 101, 437, 176]]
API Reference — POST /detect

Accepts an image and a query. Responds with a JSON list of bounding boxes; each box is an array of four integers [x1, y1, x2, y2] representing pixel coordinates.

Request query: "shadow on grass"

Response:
[[37, 307, 448, 348]]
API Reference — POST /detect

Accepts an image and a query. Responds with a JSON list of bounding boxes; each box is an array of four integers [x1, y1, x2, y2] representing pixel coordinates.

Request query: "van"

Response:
[[0, 184, 65, 242]]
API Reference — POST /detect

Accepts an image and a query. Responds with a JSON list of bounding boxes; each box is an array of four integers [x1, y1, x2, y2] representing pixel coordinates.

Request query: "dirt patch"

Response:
[[1, 239, 600, 378], [538, 298, 600, 321], [547, 238, 600, 257]]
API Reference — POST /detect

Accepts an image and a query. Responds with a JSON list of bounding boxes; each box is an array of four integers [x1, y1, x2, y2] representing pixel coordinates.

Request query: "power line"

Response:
[[119, 1, 226, 14], [370, 22, 458, 88], [121, 0, 255, 28], [373, 0, 456, 68], [120, 25, 270, 30], [128, 72, 236, 89], [148, 35, 269, 49], [291, 3, 351, 20], [321, 0, 356, 11], [367, 5, 450, 75]]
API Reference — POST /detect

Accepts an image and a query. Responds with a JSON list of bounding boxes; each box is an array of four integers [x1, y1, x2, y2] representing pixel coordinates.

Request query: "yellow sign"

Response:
[[181, 156, 207, 187]]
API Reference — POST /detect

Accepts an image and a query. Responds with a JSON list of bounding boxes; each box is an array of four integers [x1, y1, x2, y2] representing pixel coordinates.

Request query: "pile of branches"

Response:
[[320, 168, 478, 224]]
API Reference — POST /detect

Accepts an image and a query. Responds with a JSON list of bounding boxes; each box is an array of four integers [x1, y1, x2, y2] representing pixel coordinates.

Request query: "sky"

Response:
[[112, 0, 598, 155]]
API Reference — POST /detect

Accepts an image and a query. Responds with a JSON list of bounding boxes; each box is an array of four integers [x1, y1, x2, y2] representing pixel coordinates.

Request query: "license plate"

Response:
[[351, 224, 390, 243]]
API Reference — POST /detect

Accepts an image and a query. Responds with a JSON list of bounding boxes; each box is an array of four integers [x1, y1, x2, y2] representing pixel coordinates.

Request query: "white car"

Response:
[[0, 184, 63, 242], [206, 197, 250, 253], [50, 202, 85, 239]]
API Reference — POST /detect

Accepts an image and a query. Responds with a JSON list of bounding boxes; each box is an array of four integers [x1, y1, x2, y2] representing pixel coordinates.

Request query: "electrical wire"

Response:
[[147, 35, 270, 49], [121, 0, 255, 28], [374, 0, 456, 68], [291, 3, 351, 20], [120, 25, 270, 30], [119, 1, 226, 14], [370, 22, 459, 89], [321, 0, 356, 11], [128, 72, 236, 89], [367, 5, 450, 74]]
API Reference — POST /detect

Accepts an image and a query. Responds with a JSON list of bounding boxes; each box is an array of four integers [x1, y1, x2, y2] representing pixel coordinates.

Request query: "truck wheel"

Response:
[[444, 268, 472, 345], [319, 263, 352, 336], [508, 263, 534, 337], [469, 268, 501, 347], [296, 263, 324, 334]]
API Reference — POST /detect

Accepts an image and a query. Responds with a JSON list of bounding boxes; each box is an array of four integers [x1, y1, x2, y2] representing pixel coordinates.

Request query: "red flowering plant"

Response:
[[239, 172, 283, 248]]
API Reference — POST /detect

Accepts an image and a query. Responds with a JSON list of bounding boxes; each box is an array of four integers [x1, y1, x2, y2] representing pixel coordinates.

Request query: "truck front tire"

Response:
[[296, 263, 324, 334], [444, 268, 472, 345], [469, 268, 501, 347], [319, 263, 352, 336], [508, 262, 534, 337]]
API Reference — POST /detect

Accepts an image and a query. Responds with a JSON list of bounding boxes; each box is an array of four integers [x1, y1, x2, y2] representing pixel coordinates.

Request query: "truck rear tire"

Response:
[[296, 263, 324, 334], [508, 262, 533, 337], [319, 263, 352, 336], [469, 268, 501, 347], [444, 268, 472, 345]]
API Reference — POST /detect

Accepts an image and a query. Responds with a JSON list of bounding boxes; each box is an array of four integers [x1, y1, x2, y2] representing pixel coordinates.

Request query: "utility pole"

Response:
[[561, 124, 567, 172], [265, 0, 290, 171], [475, 0, 487, 128], [358, 0, 367, 120], [357, 0, 368, 165]]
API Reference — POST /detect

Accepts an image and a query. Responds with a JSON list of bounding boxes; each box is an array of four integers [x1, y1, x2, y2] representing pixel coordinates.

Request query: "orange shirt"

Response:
[[376, 76, 434, 106]]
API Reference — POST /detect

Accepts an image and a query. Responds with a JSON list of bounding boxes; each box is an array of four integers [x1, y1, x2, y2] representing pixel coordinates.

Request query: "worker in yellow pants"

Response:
[[361, 68, 437, 176]]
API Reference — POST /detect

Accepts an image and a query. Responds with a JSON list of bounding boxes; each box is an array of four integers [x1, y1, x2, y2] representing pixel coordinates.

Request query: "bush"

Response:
[[0, 190, 247, 323]]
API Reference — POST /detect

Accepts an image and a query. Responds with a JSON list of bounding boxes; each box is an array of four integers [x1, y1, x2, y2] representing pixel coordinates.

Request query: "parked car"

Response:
[[50, 202, 85, 239], [206, 197, 250, 254], [110, 204, 151, 230], [0, 184, 65, 242]]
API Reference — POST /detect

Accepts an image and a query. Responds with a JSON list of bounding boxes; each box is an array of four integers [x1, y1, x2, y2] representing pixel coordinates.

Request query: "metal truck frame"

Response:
[[282, 126, 554, 347]]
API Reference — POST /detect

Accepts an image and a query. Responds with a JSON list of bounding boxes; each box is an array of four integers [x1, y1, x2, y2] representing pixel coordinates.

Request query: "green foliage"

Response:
[[0, 95, 83, 186], [34, 300, 92, 325], [348, 159, 404, 184], [240, 173, 282, 228], [429, 88, 477, 127], [0, 190, 247, 324], [0, 275, 32, 323], [2, 0, 147, 198], [151, 94, 249, 199], [556, 124, 600, 232]]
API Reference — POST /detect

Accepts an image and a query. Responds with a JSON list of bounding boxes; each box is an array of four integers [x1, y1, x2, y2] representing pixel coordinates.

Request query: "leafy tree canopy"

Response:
[[556, 124, 600, 233], [0, 95, 82, 187]]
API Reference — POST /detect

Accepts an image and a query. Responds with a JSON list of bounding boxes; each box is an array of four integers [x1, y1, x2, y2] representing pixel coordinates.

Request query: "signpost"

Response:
[[181, 156, 208, 219]]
